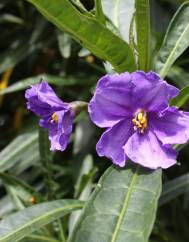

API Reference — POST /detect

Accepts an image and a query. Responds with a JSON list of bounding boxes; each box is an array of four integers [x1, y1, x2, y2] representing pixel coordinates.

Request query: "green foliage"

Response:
[[155, 1, 189, 78], [159, 173, 189, 206], [27, 0, 136, 73], [135, 0, 151, 71], [70, 164, 162, 242], [101, 0, 135, 42], [0, 200, 83, 242], [0, 1, 189, 242], [0, 131, 38, 172], [170, 83, 189, 107]]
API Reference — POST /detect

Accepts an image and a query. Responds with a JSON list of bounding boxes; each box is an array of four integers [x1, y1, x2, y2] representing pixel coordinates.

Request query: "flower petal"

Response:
[[88, 73, 133, 128], [131, 71, 179, 112], [124, 129, 177, 169], [48, 110, 73, 151], [25, 81, 68, 117], [96, 119, 133, 167], [150, 107, 189, 145]]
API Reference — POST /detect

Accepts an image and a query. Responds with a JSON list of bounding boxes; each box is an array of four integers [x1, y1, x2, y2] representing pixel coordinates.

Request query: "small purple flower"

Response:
[[88, 71, 189, 169], [25, 81, 73, 151]]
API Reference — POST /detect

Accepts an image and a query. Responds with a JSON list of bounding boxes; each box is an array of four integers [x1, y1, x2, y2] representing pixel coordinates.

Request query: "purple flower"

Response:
[[88, 71, 189, 169], [25, 81, 73, 151]]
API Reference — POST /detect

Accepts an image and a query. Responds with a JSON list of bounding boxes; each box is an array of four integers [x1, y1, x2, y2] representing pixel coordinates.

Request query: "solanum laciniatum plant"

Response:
[[0, 1, 189, 242]]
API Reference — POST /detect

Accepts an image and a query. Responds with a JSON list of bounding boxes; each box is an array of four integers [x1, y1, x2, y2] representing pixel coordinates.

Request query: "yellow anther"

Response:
[[132, 119, 137, 124], [51, 112, 58, 123], [137, 112, 143, 121], [132, 110, 147, 134], [140, 117, 146, 124]]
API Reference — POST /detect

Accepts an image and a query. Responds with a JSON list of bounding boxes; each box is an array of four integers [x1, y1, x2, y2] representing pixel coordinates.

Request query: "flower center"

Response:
[[132, 110, 147, 134], [51, 112, 58, 123]]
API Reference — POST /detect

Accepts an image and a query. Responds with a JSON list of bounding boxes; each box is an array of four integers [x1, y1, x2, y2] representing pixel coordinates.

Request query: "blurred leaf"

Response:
[[0, 74, 96, 95], [0, 131, 38, 172], [10, 140, 39, 176], [69, 155, 97, 235], [4, 184, 25, 210], [0, 173, 39, 206], [78, 48, 91, 57], [73, 118, 95, 155], [159, 173, 189, 206], [167, 66, 189, 89], [0, 199, 84, 242], [0, 196, 14, 219], [0, 14, 24, 25], [101, 0, 135, 42], [0, 38, 41, 74], [74, 155, 96, 199], [57, 32, 72, 59], [155, 2, 189, 78], [135, 0, 151, 71], [70, 164, 162, 242], [28, 0, 136, 73], [170, 83, 189, 107], [39, 128, 53, 199]]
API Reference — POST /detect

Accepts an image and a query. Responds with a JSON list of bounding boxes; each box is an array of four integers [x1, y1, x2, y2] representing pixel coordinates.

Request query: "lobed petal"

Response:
[[96, 119, 133, 167], [131, 71, 179, 112], [150, 107, 189, 145], [48, 110, 73, 151], [88, 73, 134, 128], [124, 129, 177, 169]]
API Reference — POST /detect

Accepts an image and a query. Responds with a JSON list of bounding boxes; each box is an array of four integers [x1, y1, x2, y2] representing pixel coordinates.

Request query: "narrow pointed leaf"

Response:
[[27, 0, 136, 73], [0, 74, 96, 95], [0, 131, 38, 172], [0, 199, 83, 242], [70, 164, 162, 242], [159, 173, 189, 206], [135, 0, 151, 71], [155, 2, 189, 78], [170, 83, 189, 107], [101, 0, 135, 42]]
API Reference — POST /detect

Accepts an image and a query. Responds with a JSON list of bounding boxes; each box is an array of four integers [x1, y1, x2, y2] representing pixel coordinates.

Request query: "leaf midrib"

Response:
[[159, 22, 189, 78], [110, 165, 140, 242]]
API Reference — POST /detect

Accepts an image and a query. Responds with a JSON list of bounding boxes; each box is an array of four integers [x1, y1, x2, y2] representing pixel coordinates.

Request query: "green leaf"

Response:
[[57, 32, 72, 59], [0, 74, 96, 95], [0, 173, 39, 207], [155, 2, 189, 78], [95, 0, 106, 25], [0, 199, 83, 242], [39, 128, 54, 199], [0, 131, 38, 172], [70, 164, 162, 242], [135, 0, 151, 71], [27, 0, 136, 73], [159, 173, 189, 206], [167, 66, 189, 89], [69, 155, 96, 235], [0, 14, 24, 25], [170, 83, 189, 107], [0, 39, 35, 74], [101, 0, 135, 42]]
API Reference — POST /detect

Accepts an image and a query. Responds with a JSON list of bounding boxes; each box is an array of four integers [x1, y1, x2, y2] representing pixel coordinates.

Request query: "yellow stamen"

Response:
[[132, 110, 147, 134], [51, 112, 58, 123], [137, 112, 143, 121]]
